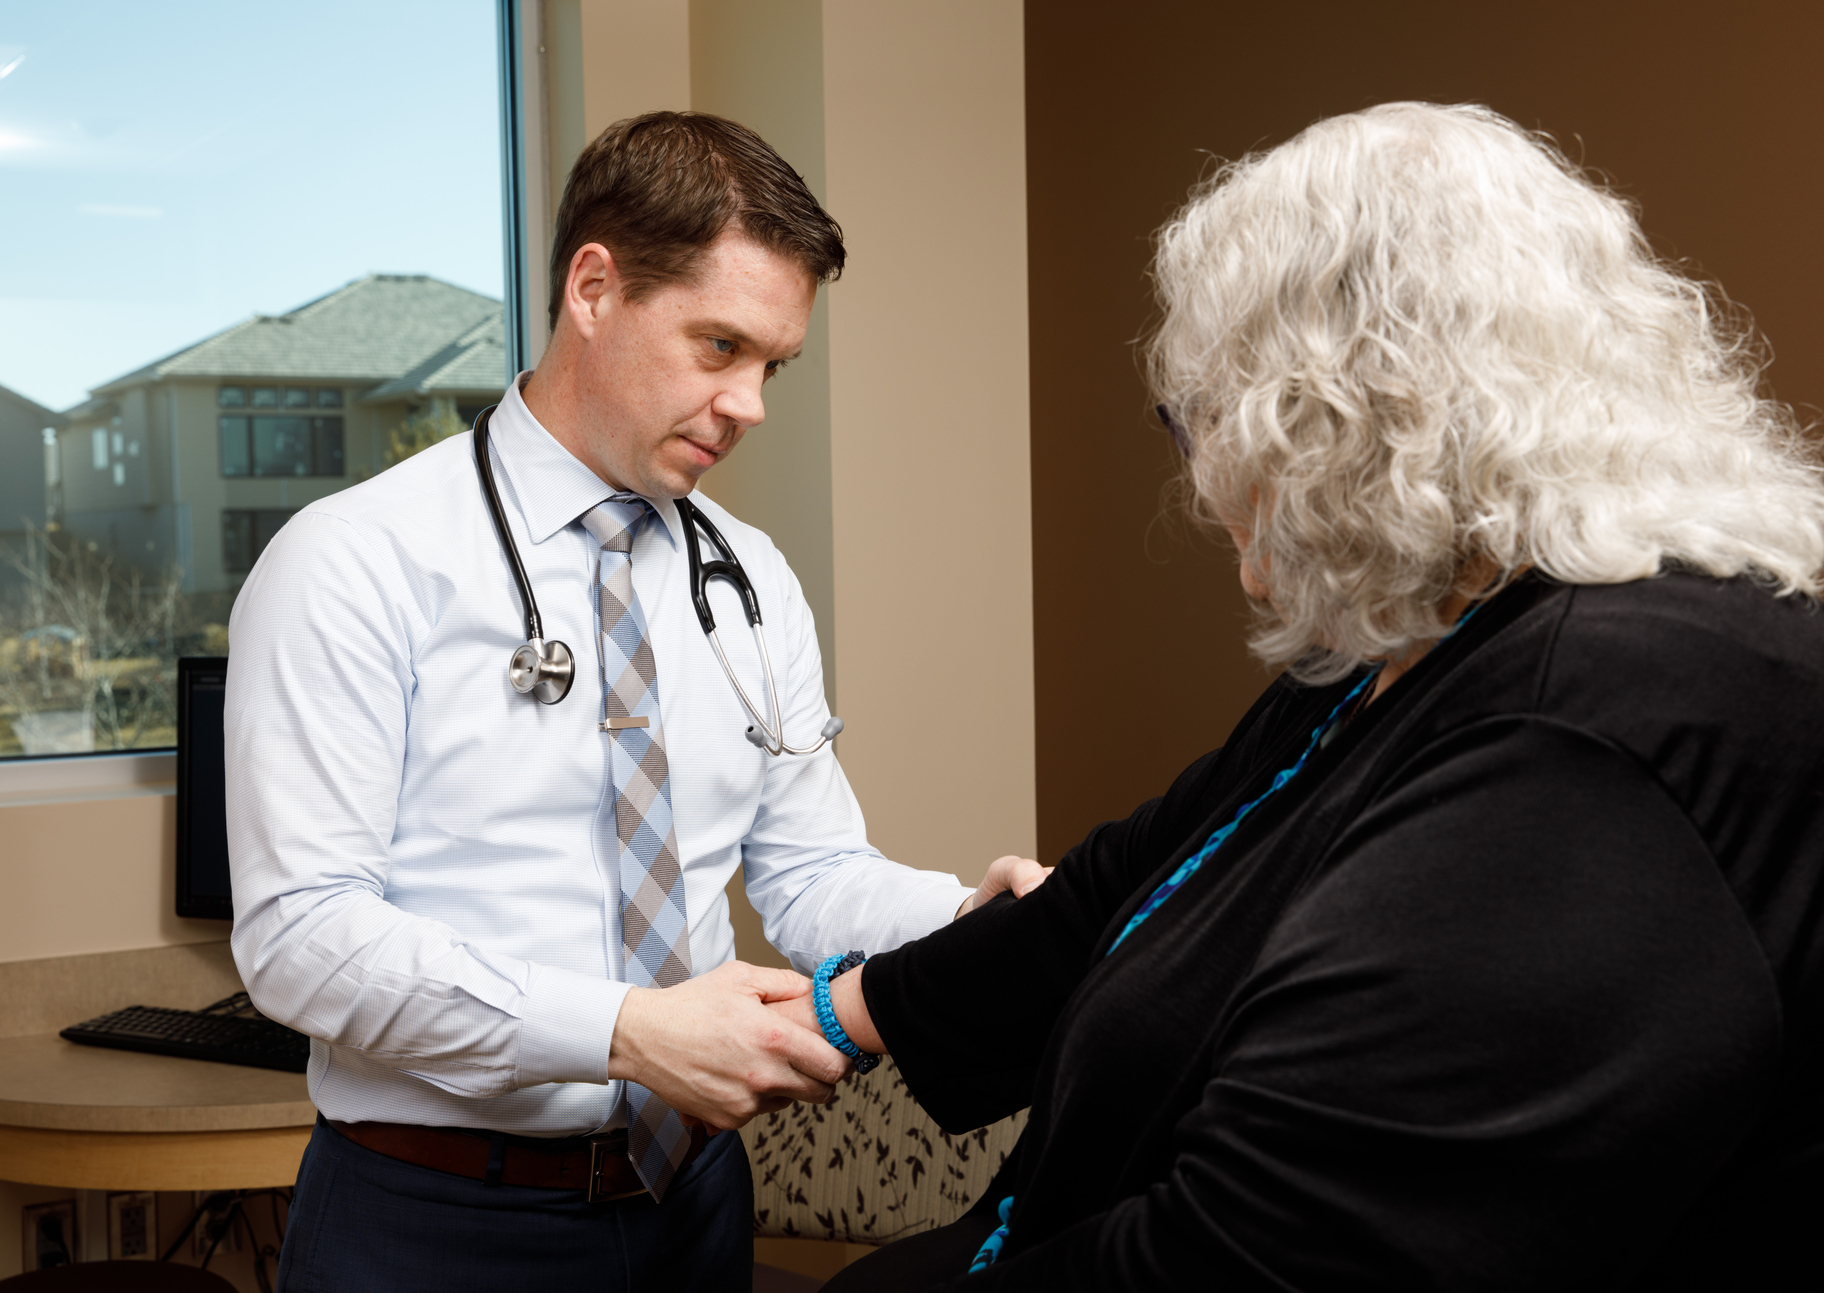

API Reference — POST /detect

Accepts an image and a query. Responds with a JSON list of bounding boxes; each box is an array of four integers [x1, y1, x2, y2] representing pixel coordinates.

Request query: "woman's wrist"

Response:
[[812, 953, 879, 1073], [827, 961, 886, 1056]]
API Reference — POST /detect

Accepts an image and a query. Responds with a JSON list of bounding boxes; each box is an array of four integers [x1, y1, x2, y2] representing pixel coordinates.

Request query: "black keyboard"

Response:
[[61, 993, 311, 1074]]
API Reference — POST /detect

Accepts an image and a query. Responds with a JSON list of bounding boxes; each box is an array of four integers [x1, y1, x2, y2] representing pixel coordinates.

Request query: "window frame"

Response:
[[0, 0, 528, 781]]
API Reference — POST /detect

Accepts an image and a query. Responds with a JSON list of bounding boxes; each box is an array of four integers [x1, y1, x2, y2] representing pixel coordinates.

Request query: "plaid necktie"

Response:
[[582, 496, 694, 1200]]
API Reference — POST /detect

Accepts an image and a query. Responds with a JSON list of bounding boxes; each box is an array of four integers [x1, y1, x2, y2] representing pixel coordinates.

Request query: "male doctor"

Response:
[[225, 112, 1042, 1291]]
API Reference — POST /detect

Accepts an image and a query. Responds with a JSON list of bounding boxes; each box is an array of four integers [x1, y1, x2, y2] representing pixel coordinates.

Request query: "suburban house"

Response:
[[54, 274, 505, 595], [0, 383, 63, 597]]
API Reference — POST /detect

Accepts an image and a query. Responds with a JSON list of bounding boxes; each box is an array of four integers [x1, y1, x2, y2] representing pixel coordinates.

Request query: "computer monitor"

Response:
[[176, 656, 233, 920]]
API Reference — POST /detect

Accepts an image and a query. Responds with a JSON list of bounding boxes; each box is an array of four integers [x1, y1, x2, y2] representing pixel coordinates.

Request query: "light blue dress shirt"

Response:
[[224, 378, 968, 1134]]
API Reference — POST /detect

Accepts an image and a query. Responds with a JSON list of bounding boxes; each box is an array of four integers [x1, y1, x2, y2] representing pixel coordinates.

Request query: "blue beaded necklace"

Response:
[[1108, 597, 1487, 960], [968, 669, 1376, 1276], [1105, 666, 1378, 956], [967, 602, 1485, 1274]]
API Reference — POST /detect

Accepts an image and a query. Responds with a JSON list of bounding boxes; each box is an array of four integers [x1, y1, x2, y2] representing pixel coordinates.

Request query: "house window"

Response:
[[222, 386, 344, 414], [219, 417, 251, 476], [222, 509, 299, 574], [220, 416, 345, 477]]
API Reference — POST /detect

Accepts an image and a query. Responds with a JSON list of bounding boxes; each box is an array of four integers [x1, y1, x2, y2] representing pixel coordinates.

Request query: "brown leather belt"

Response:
[[329, 1119, 707, 1203]]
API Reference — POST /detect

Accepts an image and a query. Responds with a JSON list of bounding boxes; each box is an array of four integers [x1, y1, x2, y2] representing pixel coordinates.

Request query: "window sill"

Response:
[[0, 751, 177, 808]]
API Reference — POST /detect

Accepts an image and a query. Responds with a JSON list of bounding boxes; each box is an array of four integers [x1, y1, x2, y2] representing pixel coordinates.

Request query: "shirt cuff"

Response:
[[897, 879, 977, 943], [516, 963, 631, 1087]]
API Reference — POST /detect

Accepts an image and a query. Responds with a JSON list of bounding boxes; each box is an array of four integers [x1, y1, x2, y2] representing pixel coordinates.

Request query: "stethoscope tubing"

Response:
[[473, 405, 834, 756], [707, 623, 834, 757], [475, 408, 546, 643]]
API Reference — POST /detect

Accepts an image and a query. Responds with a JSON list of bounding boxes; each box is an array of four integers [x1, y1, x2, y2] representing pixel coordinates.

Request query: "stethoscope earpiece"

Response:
[[744, 715, 841, 751]]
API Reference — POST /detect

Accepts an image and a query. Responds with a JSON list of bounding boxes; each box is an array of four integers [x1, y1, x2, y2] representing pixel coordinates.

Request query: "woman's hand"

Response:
[[957, 854, 1053, 918]]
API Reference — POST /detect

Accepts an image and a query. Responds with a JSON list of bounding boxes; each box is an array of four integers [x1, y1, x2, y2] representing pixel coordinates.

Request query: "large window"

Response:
[[221, 510, 300, 575], [0, 2, 508, 758], [220, 419, 346, 479]]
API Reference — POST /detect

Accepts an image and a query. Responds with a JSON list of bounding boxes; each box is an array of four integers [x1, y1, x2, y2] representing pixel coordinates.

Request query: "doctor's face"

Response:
[[566, 232, 815, 500]]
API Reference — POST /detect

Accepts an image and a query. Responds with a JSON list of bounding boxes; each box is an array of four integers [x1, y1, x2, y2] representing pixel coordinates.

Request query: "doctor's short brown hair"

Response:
[[547, 111, 845, 328]]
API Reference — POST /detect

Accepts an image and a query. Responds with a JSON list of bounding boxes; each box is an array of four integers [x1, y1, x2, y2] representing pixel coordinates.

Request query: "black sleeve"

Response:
[[864, 744, 1236, 1132], [944, 718, 1782, 1290]]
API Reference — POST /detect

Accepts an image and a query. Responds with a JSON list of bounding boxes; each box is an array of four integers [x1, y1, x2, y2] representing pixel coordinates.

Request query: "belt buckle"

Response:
[[586, 1133, 648, 1204]]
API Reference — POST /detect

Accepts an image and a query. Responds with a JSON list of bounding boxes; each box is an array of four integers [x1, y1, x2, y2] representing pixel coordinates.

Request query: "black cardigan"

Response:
[[861, 572, 1824, 1290]]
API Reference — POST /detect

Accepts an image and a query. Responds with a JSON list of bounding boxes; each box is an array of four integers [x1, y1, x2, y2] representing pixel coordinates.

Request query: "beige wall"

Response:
[[532, 0, 692, 365], [821, 1, 1035, 873], [689, 0, 837, 709], [0, 791, 222, 964]]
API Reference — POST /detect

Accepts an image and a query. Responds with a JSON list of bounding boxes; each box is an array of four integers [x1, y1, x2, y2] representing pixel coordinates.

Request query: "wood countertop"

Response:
[[0, 1032, 314, 1133]]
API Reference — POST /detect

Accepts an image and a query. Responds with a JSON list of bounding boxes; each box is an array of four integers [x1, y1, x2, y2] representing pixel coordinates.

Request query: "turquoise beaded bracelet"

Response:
[[812, 951, 879, 1074]]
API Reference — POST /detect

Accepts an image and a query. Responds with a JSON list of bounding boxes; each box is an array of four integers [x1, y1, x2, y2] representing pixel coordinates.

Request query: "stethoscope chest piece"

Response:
[[509, 637, 575, 705]]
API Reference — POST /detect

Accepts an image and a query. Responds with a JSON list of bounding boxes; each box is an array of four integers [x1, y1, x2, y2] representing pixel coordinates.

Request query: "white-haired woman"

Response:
[[803, 103, 1824, 1291]]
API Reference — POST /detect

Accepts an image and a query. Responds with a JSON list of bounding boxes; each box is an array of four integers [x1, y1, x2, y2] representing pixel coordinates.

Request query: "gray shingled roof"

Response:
[[91, 275, 503, 393], [362, 313, 506, 402]]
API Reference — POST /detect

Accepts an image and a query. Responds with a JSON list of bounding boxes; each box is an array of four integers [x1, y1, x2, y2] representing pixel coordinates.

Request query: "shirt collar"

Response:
[[489, 373, 683, 549]]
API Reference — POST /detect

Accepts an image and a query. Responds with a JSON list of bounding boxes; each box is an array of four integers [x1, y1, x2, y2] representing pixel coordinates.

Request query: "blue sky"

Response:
[[0, 0, 503, 413]]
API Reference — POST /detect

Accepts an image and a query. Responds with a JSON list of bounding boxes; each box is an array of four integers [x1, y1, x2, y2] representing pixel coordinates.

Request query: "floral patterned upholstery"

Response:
[[742, 1056, 1027, 1243]]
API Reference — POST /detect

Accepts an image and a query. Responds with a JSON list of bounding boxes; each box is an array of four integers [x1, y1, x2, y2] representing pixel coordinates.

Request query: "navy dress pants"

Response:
[[276, 1117, 753, 1292]]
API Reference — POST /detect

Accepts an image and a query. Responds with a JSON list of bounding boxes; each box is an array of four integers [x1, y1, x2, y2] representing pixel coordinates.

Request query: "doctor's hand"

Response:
[[608, 961, 852, 1133], [957, 854, 1053, 919]]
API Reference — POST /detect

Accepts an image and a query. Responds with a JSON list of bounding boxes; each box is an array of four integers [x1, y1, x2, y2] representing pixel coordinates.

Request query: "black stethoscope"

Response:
[[473, 406, 842, 756]]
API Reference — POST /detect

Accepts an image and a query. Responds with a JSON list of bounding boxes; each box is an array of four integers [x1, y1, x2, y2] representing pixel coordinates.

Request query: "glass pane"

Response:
[[312, 417, 346, 477], [251, 510, 296, 563], [0, 2, 504, 758], [221, 510, 252, 573], [251, 416, 312, 477], [219, 416, 250, 477]]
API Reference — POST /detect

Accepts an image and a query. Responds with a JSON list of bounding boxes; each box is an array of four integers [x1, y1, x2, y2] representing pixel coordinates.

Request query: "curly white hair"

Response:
[[1147, 101, 1824, 683]]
